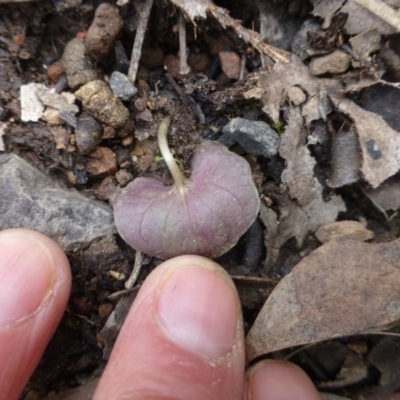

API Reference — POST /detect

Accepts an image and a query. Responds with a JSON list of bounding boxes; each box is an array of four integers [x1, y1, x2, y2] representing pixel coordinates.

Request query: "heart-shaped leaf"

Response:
[[113, 140, 260, 259]]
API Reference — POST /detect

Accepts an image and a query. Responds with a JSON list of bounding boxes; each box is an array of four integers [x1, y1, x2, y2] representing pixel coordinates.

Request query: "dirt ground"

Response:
[[1, 0, 400, 399]]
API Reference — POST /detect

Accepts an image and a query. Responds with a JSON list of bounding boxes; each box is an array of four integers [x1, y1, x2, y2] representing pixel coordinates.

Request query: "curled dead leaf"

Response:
[[246, 238, 400, 360]]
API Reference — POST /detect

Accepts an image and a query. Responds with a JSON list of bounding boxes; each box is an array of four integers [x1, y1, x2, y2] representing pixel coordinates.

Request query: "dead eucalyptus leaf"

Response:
[[114, 141, 260, 260], [246, 238, 400, 360], [260, 107, 345, 268], [332, 98, 400, 188], [342, 0, 400, 35], [365, 176, 400, 212], [311, 0, 345, 19]]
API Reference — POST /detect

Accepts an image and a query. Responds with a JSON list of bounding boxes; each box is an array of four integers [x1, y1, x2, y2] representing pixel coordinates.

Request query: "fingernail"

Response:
[[157, 263, 239, 359], [0, 232, 55, 326]]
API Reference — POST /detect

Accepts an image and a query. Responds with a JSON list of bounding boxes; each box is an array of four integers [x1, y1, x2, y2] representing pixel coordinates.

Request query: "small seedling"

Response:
[[113, 117, 260, 259]]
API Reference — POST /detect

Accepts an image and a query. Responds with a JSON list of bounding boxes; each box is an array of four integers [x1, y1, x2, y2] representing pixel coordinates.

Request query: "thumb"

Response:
[[94, 255, 245, 400]]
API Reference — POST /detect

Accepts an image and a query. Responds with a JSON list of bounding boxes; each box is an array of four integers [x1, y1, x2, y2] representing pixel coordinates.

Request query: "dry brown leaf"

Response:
[[332, 98, 400, 188], [259, 107, 346, 268], [365, 176, 400, 212], [246, 238, 400, 360], [343, 0, 400, 35], [311, 0, 346, 18], [256, 56, 319, 123]]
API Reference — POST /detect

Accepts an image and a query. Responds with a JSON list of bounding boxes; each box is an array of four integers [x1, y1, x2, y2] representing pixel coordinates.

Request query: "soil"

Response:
[[1, 0, 400, 399]]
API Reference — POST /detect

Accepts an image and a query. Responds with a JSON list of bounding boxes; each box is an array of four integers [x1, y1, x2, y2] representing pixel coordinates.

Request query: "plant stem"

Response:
[[157, 117, 186, 193]]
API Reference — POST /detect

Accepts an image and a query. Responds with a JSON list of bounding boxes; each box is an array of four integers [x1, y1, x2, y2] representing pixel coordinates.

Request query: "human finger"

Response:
[[0, 229, 71, 400], [94, 255, 245, 400]]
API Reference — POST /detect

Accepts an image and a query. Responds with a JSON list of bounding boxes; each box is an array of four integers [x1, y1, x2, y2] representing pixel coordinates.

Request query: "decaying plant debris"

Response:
[[1, 0, 400, 398]]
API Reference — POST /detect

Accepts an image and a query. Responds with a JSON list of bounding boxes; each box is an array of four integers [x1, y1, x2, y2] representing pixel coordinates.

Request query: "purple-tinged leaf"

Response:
[[113, 140, 260, 259]]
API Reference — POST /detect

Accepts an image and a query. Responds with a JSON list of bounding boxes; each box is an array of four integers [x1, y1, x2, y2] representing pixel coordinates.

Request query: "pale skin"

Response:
[[0, 228, 321, 400]]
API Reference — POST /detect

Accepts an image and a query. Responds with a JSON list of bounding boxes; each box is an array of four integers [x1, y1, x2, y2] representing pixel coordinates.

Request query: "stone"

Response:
[[47, 61, 65, 84], [76, 112, 102, 155], [85, 3, 124, 61], [42, 107, 64, 125], [315, 221, 375, 243], [115, 169, 133, 187], [96, 176, 118, 202], [219, 117, 281, 158], [188, 52, 210, 73], [20, 83, 45, 122], [309, 50, 351, 75], [109, 71, 138, 101], [87, 147, 117, 177], [0, 153, 116, 248], [75, 80, 129, 129], [62, 38, 101, 89], [219, 51, 241, 80]]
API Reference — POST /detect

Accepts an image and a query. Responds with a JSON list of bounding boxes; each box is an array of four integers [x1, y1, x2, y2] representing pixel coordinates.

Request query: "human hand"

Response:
[[0, 228, 321, 400]]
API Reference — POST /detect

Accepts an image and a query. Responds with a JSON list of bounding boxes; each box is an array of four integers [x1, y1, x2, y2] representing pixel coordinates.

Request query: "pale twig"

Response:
[[125, 250, 144, 289], [179, 11, 190, 75], [128, 0, 154, 83]]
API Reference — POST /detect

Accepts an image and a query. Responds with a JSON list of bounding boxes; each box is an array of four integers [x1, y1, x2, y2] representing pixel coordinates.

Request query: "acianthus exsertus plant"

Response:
[[113, 117, 260, 259]]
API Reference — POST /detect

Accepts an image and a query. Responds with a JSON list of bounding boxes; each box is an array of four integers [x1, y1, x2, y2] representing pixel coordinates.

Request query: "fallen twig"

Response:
[[128, 0, 154, 83]]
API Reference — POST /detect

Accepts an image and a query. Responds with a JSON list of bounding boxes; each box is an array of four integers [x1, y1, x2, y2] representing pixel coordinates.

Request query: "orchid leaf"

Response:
[[113, 139, 260, 259]]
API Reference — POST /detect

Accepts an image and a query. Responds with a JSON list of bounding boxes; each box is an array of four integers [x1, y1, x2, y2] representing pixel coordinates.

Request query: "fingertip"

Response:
[[0, 228, 71, 399], [94, 255, 245, 400], [248, 360, 321, 400]]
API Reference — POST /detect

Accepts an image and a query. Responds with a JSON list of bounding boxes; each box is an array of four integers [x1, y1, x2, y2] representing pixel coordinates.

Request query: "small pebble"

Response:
[[110, 71, 138, 101], [85, 3, 124, 61], [96, 176, 118, 201], [309, 50, 351, 75], [42, 107, 63, 125], [164, 54, 188, 80], [75, 80, 129, 129], [76, 112, 103, 155], [62, 38, 101, 89], [220, 117, 281, 158], [188, 52, 210, 73], [98, 303, 114, 319], [115, 169, 133, 187], [315, 221, 375, 243], [102, 126, 116, 139], [219, 51, 241, 80], [87, 147, 117, 177], [47, 61, 65, 84]]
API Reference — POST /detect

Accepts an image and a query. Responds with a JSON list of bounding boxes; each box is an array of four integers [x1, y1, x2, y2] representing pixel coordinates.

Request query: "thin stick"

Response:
[[128, 0, 154, 83], [125, 250, 144, 289], [179, 11, 190, 75]]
